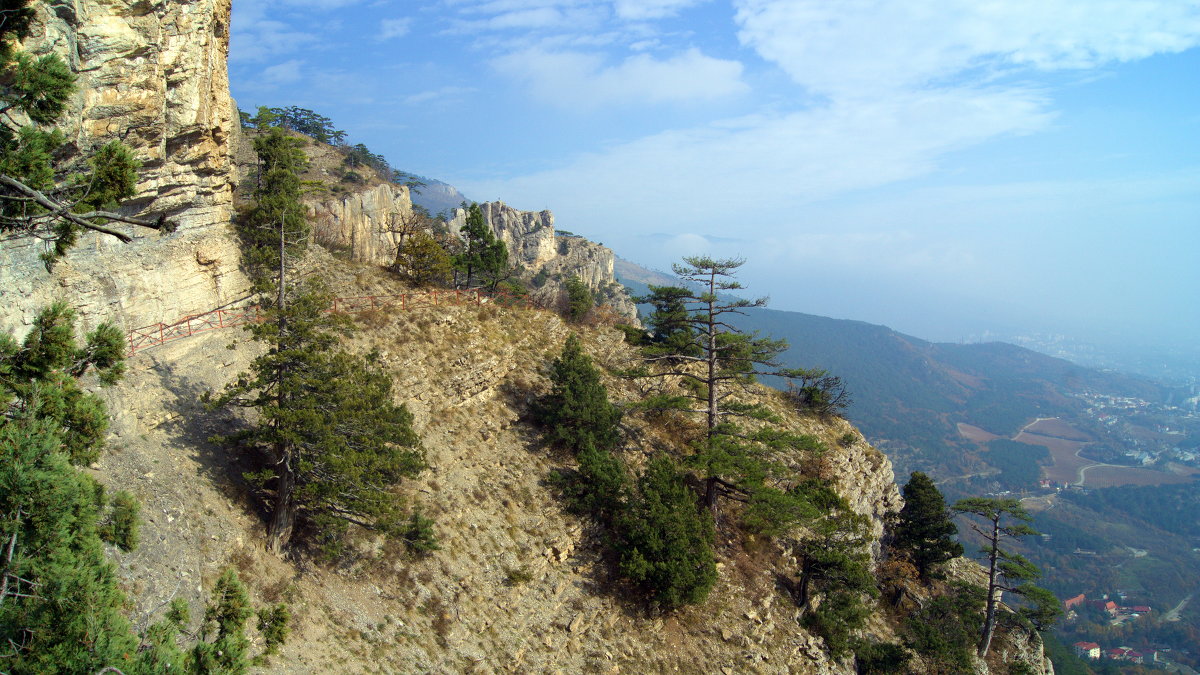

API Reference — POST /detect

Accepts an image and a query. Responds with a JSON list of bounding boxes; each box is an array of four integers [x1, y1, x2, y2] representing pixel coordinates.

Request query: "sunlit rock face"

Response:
[[307, 183, 415, 267], [1, 0, 246, 333], [26, 0, 235, 231], [447, 201, 639, 321]]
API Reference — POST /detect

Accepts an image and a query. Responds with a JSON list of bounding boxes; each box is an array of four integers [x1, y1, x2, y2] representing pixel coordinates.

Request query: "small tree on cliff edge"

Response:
[[953, 497, 1061, 657], [893, 471, 962, 580], [0, 0, 174, 267], [629, 257, 826, 517], [454, 203, 508, 289]]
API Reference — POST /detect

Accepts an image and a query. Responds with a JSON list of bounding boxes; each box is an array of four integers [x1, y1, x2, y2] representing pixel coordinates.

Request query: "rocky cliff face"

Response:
[[448, 201, 638, 320], [448, 201, 557, 269], [24, 0, 234, 231], [0, 0, 246, 334], [306, 183, 414, 267]]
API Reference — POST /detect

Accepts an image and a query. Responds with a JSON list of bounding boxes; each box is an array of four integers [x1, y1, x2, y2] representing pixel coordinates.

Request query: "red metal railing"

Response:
[[127, 288, 538, 355]]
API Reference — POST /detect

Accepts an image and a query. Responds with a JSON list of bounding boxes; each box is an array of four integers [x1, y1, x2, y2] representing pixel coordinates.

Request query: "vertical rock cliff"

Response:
[[447, 201, 639, 320], [0, 0, 247, 333]]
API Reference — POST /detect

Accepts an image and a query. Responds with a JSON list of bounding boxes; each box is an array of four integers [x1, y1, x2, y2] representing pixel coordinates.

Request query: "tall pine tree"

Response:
[[535, 334, 622, 453], [212, 126, 426, 554], [892, 471, 962, 580]]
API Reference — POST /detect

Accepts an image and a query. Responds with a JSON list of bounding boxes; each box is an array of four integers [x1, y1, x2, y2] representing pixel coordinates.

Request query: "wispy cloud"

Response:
[[733, 0, 1200, 96], [262, 59, 305, 85], [378, 17, 413, 40], [491, 47, 747, 107], [403, 85, 477, 105], [613, 0, 708, 20]]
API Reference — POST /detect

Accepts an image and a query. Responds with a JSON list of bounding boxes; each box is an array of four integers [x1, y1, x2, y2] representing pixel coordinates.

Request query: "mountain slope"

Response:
[[615, 262, 1170, 478]]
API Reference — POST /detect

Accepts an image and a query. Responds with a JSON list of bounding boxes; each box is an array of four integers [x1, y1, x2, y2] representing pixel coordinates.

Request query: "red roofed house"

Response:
[[1064, 594, 1087, 610], [1073, 641, 1101, 659], [1128, 651, 1144, 664], [1108, 647, 1130, 660]]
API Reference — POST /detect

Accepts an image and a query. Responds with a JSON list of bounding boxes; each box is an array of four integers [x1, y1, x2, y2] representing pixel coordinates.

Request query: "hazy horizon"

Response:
[[229, 1, 1200, 371]]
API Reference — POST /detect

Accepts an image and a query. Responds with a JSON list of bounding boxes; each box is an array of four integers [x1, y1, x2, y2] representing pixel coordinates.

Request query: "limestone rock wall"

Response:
[[0, 0, 246, 334], [447, 201, 557, 269], [448, 201, 638, 321], [24, 0, 234, 231], [306, 183, 414, 267]]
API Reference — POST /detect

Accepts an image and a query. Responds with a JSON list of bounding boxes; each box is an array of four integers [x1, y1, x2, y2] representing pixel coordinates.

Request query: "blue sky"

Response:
[[229, 0, 1200, 360]]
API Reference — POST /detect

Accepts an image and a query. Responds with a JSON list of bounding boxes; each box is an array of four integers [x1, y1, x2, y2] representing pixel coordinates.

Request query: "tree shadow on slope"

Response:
[[149, 349, 265, 523]]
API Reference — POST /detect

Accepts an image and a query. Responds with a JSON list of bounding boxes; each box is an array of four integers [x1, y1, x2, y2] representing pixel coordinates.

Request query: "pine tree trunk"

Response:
[[267, 451, 296, 553], [704, 476, 719, 512], [978, 516, 1001, 656]]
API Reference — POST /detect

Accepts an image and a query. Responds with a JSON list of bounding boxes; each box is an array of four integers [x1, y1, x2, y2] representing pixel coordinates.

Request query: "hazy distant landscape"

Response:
[[618, 257, 1200, 667]]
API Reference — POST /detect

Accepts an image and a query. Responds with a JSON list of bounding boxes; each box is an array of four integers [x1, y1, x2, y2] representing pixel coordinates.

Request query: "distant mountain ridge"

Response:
[[410, 177, 472, 217]]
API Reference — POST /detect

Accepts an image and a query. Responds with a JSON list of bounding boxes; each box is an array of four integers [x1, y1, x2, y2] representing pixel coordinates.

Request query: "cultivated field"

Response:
[[1024, 418, 1092, 441], [956, 422, 1000, 444], [1078, 465, 1196, 488]]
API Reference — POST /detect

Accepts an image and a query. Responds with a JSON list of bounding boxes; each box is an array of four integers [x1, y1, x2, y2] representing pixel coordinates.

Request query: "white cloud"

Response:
[[378, 17, 413, 40], [462, 87, 1053, 222], [403, 86, 477, 105], [231, 18, 320, 63], [491, 47, 747, 107], [261, 59, 304, 85], [613, 0, 707, 20], [733, 0, 1200, 95]]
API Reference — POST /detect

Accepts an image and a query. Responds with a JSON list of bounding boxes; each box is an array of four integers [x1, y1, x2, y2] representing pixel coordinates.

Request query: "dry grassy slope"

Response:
[[89, 247, 942, 675]]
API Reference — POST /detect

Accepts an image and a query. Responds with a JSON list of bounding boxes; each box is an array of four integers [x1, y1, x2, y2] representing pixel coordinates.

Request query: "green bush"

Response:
[[854, 641, 909, 674], [564, 275, 593, 322], [99, 489, 141, 552], [615, 455, 716, 608], [402, 510, 439, 554]]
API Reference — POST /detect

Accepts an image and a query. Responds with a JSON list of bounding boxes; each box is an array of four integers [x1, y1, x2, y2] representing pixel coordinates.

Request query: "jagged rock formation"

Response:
[[0, 0, 247, 333], [307, 183, 414, 266], [23, 0, 234, 231], [448, 201, 557, 269], [448, 201, 639, 320]]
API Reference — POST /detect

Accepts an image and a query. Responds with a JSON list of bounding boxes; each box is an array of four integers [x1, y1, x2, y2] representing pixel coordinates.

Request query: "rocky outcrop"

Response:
[[447, 201, 557, 269], [306, 183, 414, 267], [0, 0, 246, 333], [448, 201, 638, 321]]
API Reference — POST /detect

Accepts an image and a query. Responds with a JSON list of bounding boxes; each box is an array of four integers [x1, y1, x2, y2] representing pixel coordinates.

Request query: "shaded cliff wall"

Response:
[[0, 0, 246, 333]]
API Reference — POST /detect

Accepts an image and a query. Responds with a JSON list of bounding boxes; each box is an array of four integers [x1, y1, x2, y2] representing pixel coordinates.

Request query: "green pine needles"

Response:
[[212, 119, 430, 555], [1, 304, 287, 671], [892, 471, 962, 580], [535, 334, 622, 453]]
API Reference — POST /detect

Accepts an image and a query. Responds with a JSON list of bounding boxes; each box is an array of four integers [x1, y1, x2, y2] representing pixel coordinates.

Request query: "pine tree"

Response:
[[893, 471, 962, 580], [535, 334, 622, 453], [563, 276, 594, 322], [615, 455, 717, 608], [0, 0, 173, 266], [0, 310, 280, 672], [790, 488, 878, 656], [953, 497, 1061, 656], [629, 257, 831, 521], [213, 126, 427, 554], [0, 301, 125, 464], [454, 203, 508, 289]]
